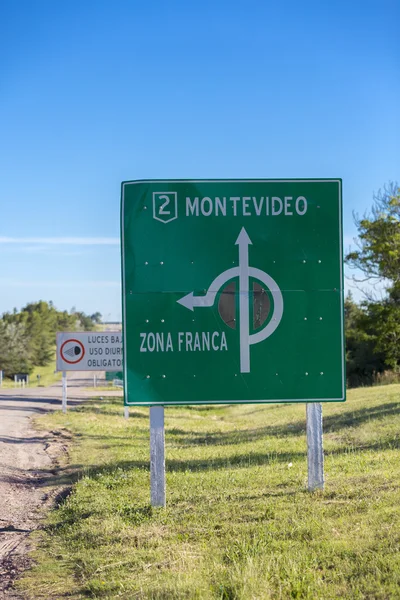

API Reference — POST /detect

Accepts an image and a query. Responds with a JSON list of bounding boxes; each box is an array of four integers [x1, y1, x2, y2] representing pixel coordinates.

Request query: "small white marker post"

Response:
[[150, 406, 166, 507], [62, 371, 67, 414], [306, 403, 324, 491]]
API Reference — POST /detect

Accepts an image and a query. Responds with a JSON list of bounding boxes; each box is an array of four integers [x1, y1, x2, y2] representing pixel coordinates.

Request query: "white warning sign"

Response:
[[56, 332, 123, 371]]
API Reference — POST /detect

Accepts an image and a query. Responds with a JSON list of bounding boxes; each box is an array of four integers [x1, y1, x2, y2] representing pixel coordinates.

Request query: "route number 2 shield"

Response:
[[121, 179, 345, 406]]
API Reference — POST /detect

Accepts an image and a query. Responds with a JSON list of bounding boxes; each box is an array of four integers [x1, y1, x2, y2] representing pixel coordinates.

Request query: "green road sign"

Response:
[[121, 179, 344, 406]]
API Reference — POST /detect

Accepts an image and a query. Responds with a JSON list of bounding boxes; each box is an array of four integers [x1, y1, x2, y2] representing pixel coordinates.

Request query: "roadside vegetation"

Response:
[[0, 301, 102, 381], [0, 360, 61, 388], [19, 384, 400, 599], [345, 182, 400, 387]]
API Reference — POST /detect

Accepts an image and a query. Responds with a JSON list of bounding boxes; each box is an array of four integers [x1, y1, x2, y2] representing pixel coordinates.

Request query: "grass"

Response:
[[19, 385, 400, 599], [1, 361, 61, 389]]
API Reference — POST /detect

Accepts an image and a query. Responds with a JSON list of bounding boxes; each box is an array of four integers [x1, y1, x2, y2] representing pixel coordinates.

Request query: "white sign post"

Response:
[[150, 406, 166, 507], [306, 403, 324, 490], [62, 371, 67, 413]]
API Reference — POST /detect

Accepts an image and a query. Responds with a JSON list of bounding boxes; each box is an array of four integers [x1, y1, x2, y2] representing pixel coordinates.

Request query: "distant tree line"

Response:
[[0, 301, 101, 378], [345, 182, 400, 386]]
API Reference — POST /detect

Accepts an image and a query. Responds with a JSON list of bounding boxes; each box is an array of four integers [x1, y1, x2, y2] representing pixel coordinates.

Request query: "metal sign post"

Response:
[[150, 406, 166, 507], [62, 371, 67, 413], [306, 403, 324, 490], [124, 406, 129, 419]]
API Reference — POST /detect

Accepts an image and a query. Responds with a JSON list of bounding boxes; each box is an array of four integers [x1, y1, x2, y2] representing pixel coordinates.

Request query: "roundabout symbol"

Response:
[[177, 227, 284, 373]]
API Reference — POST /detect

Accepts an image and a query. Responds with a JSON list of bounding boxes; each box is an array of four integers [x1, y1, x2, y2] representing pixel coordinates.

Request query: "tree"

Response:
[[345, 182, 400, 370], [344, 292, 386, 386], [25, 301, 57, 365], [90, 312, 102, 324], [366, 300, 400, 369], [0, 301, 102, 378], [346, 182, 400, 294], [0, 321, 33, 377], [73, 311, 97, 330], [3, 301, 62, 366]]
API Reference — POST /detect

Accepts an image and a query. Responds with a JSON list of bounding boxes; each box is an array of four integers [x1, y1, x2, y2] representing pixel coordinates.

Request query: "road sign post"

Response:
[[306, 402, 324, 490], [62, 371, 67, 414], [150, 406, 166, 507]]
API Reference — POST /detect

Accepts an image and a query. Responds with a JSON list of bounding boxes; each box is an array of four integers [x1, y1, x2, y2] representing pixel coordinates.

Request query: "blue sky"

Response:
[[1, 0, 399, 320]]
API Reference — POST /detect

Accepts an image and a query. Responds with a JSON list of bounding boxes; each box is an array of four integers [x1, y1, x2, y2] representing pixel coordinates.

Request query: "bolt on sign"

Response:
[[121, 179, 344, 406], [56, 332, 123, 371]]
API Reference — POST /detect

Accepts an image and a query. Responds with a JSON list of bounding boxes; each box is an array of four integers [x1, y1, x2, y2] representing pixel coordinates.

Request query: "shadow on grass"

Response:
[[73, 405, 148, 419], [4, 431, 398, 493], [75, 400, 400, 450], [58, 401, 400, 452], [167, 402, 400, 446], [28, 451, 307, 488], [168, 405, 228, 413]]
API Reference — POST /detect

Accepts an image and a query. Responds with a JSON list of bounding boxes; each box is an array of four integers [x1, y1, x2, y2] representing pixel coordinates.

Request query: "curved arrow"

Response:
[[177, 267, 239, 311], [248, 267, 283, 345], [176, 227, 284, 373]]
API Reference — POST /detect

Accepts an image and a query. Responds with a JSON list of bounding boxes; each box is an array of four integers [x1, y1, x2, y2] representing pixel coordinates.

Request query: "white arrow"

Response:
[[248, 267, 283, 346], [236, 227, 252, 373], [176, 228, 284, 374], [177, 267, 239, 311]]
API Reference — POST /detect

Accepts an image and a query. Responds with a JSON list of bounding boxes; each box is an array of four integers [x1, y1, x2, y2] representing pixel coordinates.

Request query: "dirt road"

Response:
[[0, 375, 122, 598]]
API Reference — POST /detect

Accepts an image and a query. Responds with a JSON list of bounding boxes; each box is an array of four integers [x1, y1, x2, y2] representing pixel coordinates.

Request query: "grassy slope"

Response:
[[1, 361, 61, 388], [20, 386, 400, 599]]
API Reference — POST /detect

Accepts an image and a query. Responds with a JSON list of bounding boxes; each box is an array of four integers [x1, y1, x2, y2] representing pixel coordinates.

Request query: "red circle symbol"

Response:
[[60, 339, 86, 364]]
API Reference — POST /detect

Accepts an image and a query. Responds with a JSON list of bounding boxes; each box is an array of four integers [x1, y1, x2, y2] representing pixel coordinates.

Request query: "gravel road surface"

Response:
[[0, 374, 122, 598]]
